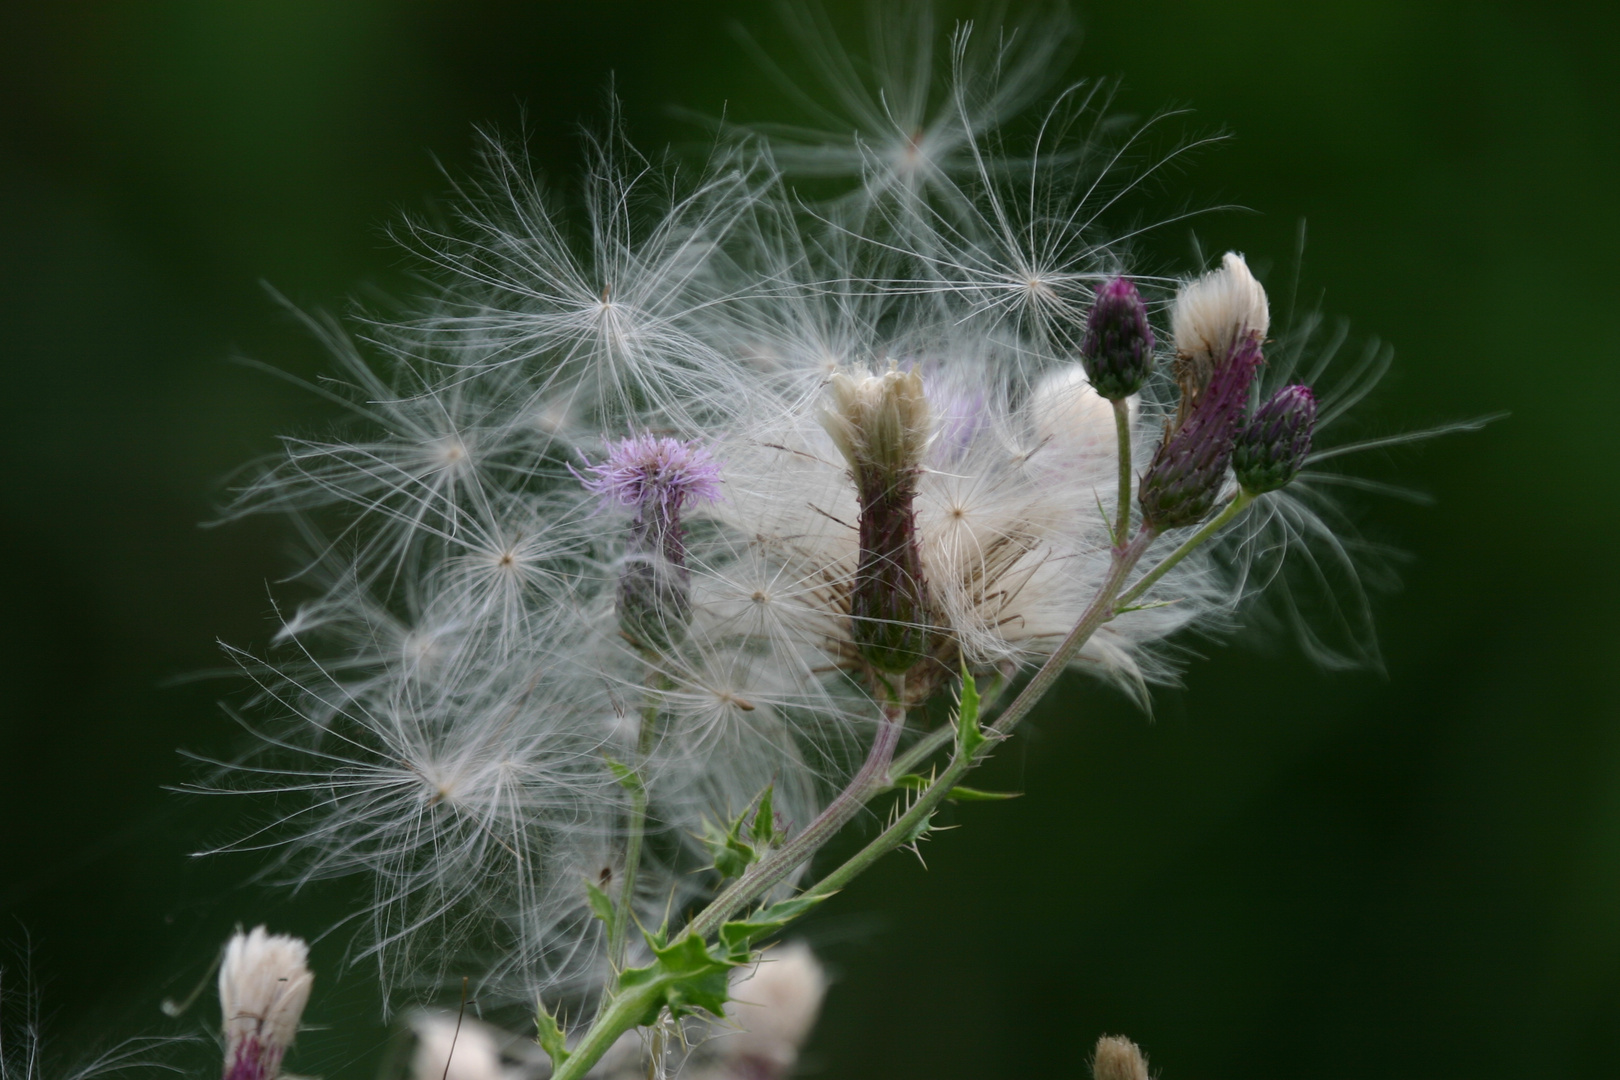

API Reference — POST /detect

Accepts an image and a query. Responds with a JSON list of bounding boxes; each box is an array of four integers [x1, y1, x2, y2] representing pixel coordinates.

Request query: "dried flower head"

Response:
[[1141, 336, 1265, 531], [1171, 251, 1270, 418], [1092, 1034, 1150, 1080], [219, 928, 313, 1080]]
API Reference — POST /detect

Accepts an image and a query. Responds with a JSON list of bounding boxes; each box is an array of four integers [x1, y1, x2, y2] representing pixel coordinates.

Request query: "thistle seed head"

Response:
[[1140, 336, 1264, 531], [1092, 1035, 1150, 1080], [219, 927, 313, 1080], [1234, 383, 1317, 494], [820, 366, 937, 674], [1171, 252, 1269, 419], [1080, 276, 1155, 400], [819, 366, 931, 477]]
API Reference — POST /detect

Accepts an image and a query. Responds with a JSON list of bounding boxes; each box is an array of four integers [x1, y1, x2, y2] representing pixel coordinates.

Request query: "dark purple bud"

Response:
[[1080, 277, 1156, 400], [1139, 337, 1263, 531], [1233, 384, 1316, 494]]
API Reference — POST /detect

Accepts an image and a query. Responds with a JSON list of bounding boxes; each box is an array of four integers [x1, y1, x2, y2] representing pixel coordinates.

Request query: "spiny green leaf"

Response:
[[700, 818, 756, 880], [892, 773, 929, 791], [946, 786, 1021, 802], [717, 894, 829, 958], [583, 878, 615, 925], [749, 785, 779, 847], [1115, 599, 1178, 614], [535, 1000, 570, 1068], [955, 668, 985, 759], [619, 934, 735, 1024], [900, 809, 935, 847], [604, 757, 645, 795]]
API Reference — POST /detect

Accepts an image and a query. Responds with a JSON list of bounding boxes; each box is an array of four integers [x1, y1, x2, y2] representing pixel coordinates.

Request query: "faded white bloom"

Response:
[[1171, 251, 1271, 381], [407, 1012, 544, 1080], [219, 928, 313, 1080], [1092, 1035, 1149, 1080]]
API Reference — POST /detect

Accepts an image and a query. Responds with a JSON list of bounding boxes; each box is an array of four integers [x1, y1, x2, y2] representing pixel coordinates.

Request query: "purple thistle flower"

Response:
[[1233, 384, 1317, 494], [1080, 276, 1155, 400], [1139, 336, 1263, 531], [580, 434, 724, 521], [580, 435, 722, 650]]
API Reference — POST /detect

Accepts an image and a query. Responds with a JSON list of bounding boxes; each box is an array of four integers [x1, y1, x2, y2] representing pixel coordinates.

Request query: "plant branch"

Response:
[[685, 674, 907, 939], [1115, 490, 1254, 611], [1113, 398, 1133, 544]]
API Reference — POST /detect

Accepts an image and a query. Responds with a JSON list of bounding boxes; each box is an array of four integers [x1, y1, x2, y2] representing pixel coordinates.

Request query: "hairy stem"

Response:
[[808, 529, 1155, 898], [880, 671, 1008, 786], [607, 675, 661, 971], [1113, 398, 1133, 545], [551, 976, 668, 1080], [1116, 490, 1254, 611], [552, 516, 1257, 1080], [685, 675, 907, 940]]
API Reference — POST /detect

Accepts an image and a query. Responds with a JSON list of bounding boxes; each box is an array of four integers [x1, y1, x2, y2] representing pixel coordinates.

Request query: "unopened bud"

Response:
[[1080, 277, 1155, 400], [580, 435, 722, 652], [1170, 252, 1269, 420], [1139, 336, 1263, 531], [820, 366, 936, 673], [1092, 1035, 1149, 1080], [219, 927, 314, 1080], [1233, 384, 1316, 494]]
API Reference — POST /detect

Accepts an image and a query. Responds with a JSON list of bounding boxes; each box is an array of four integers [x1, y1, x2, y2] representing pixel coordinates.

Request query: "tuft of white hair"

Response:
[[219, 927, 313, 1080], [1171, 251, 1271, 366]]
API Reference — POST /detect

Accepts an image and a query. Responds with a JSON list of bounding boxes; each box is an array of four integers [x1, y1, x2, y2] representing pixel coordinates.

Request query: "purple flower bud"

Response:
[[1139, 336, 1263, 531], [1233, 384, 1316, 494], [1080, 277, 1155, 400], [579, 435, 722, 650]]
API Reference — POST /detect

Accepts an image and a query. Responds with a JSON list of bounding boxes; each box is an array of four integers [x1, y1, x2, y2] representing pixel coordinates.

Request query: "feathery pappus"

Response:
[[197, 3, 1422, 1033]]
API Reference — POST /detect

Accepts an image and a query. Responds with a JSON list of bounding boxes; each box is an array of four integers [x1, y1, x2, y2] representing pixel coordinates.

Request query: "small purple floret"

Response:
[[1080, 276, 1155, 400], [579, 435, 721, 651], [1139, 335, 1263, 530], [580, 434, 723, 520], [1233, 384, 1316, 494]]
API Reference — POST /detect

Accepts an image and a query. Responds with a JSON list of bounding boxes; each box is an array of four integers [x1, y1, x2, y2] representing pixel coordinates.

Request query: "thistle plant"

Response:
[[184, 7, 1469, 1078]]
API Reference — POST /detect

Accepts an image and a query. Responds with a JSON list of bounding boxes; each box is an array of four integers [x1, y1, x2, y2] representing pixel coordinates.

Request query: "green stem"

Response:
[[608, 676, 661, 971], [879, 670, 1009, 786], [1112, 398, 1133, 545], [1115, 490, 1255, 611], [550, 976, 667, 1080], [549, 537, 1157, 1080], [808, 528, 1156, 898], [685, 675, 906, 940]]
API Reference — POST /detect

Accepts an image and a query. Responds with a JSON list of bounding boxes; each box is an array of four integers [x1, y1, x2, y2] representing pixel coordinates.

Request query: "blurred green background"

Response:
[[1, 2, 1615, 1077]]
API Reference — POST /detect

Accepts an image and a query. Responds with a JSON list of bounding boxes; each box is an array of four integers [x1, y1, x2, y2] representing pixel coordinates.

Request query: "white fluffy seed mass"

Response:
[[219, 927, 313, 1079], [1170, 251, 1271, 368], [204, 0, 1390, 1027]]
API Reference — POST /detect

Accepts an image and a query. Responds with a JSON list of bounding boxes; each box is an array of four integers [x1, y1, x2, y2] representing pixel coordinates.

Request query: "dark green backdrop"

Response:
[[2, 3, 1615, 1077]]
